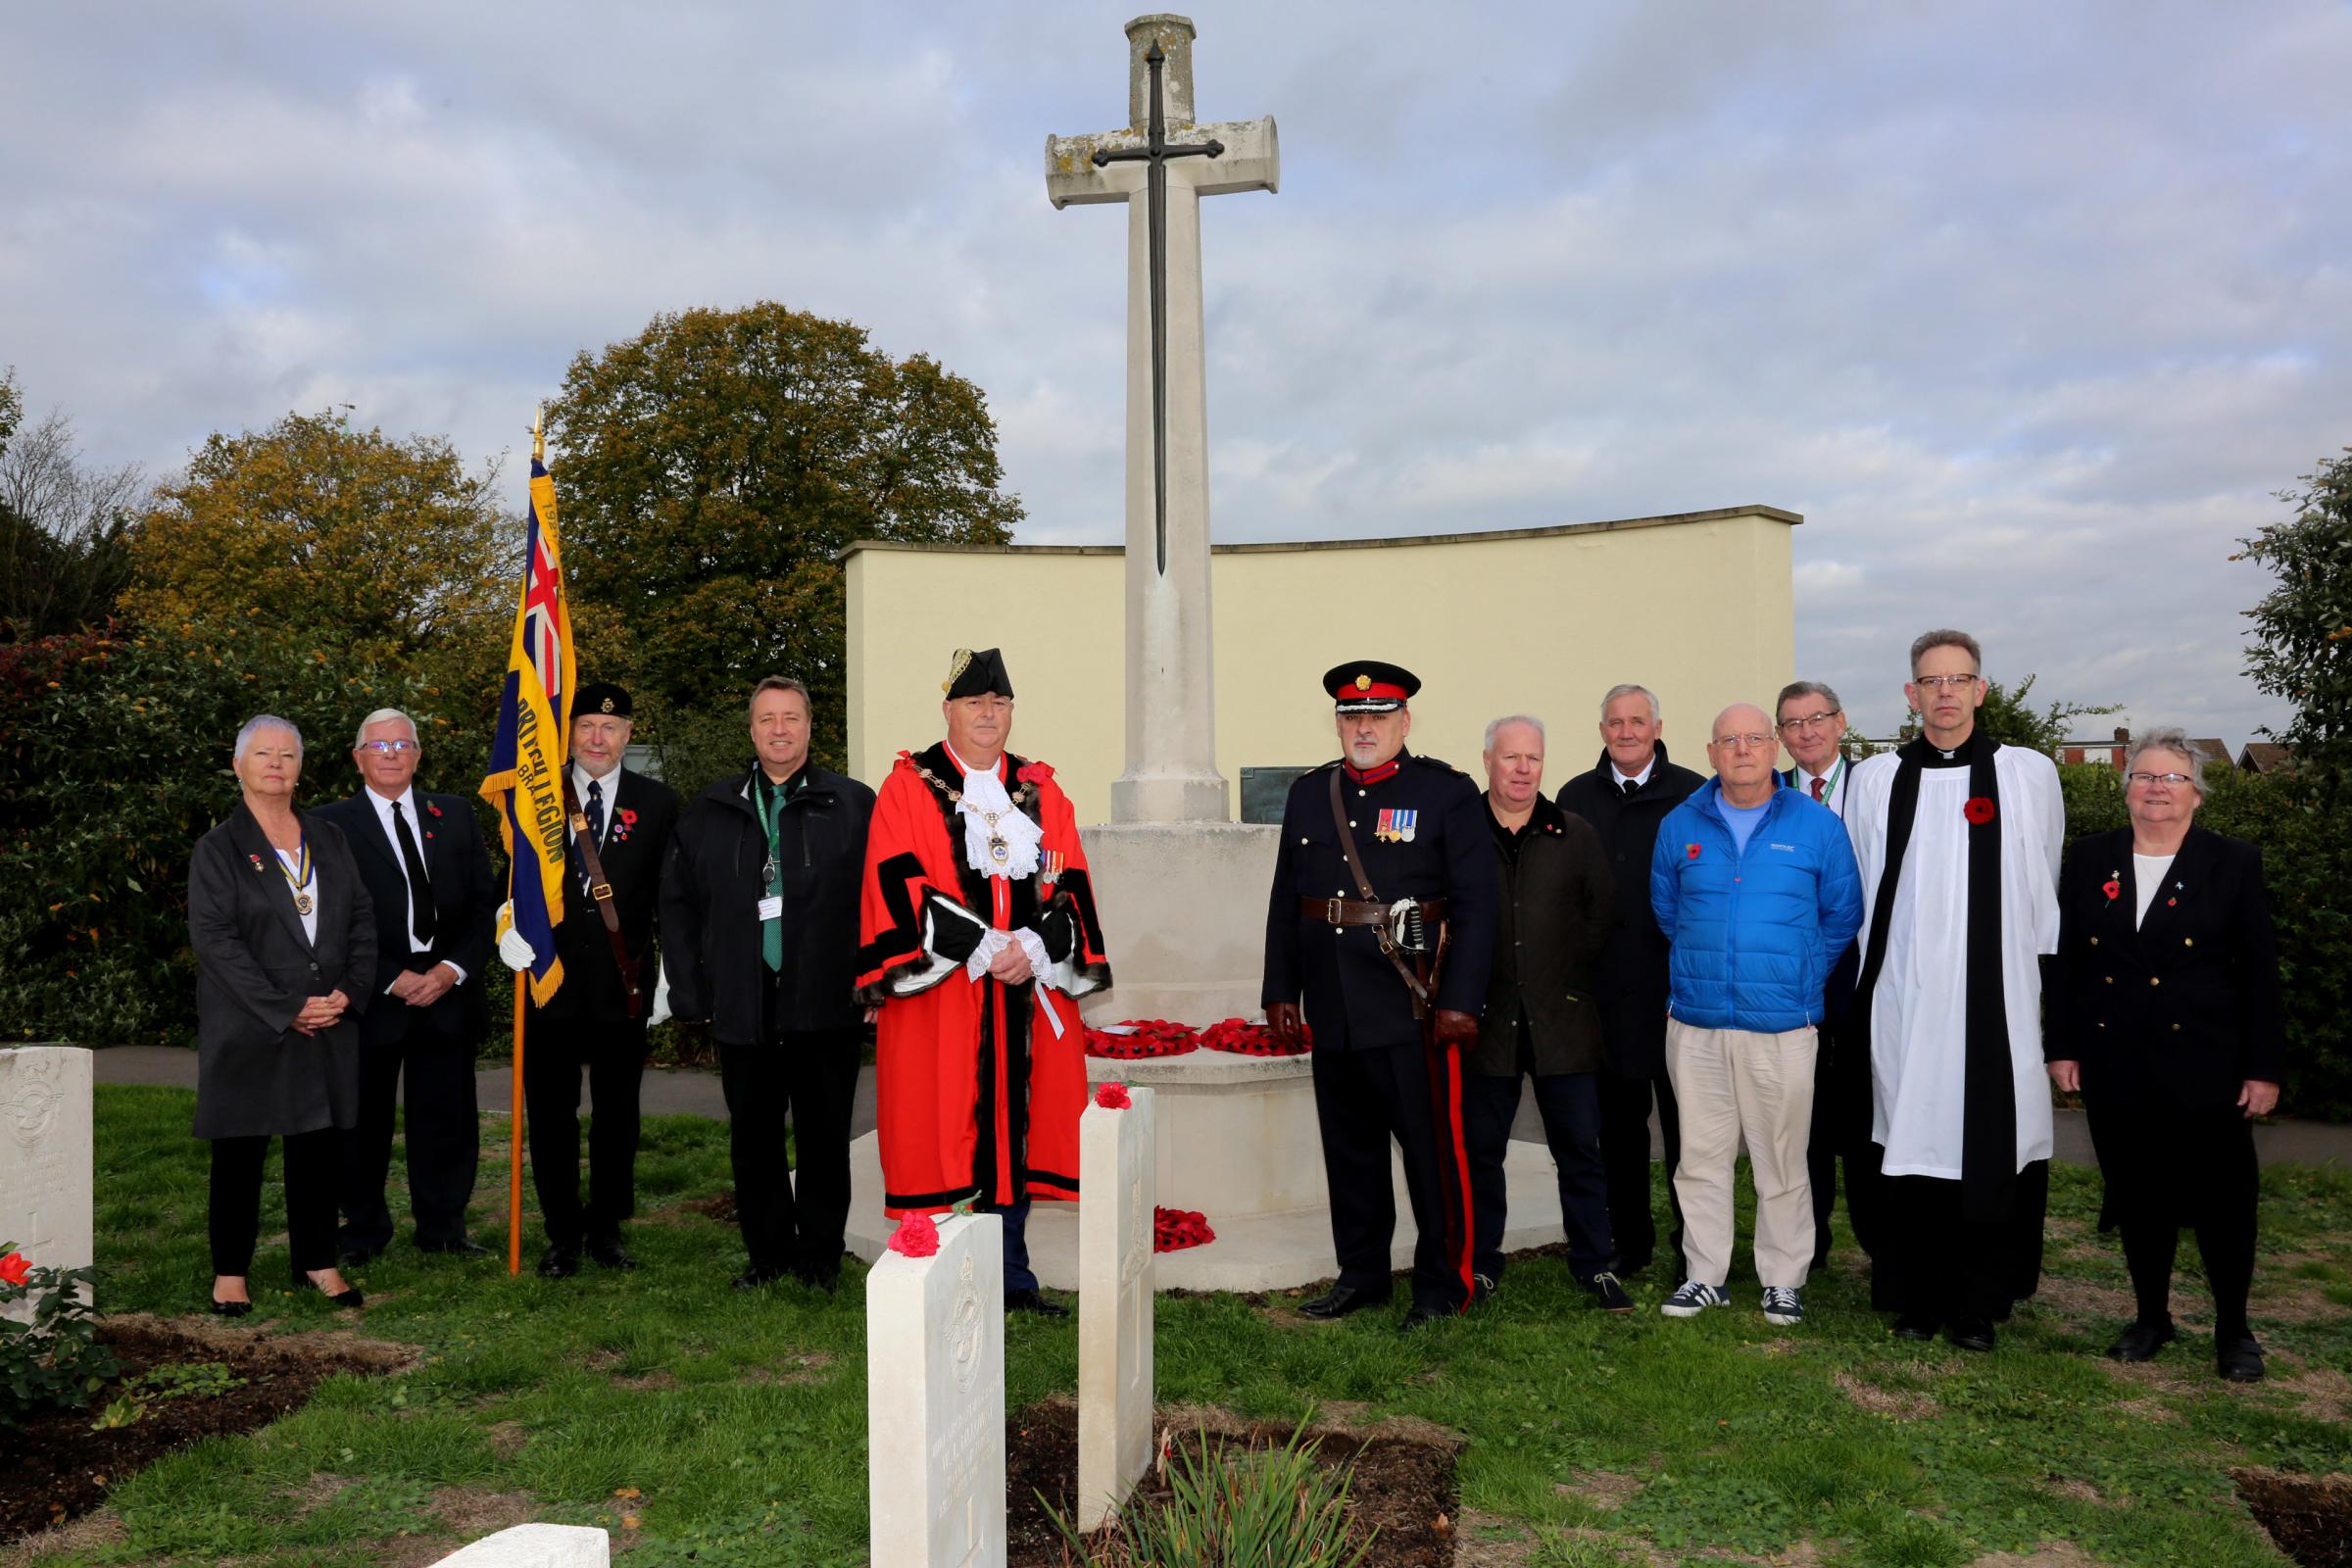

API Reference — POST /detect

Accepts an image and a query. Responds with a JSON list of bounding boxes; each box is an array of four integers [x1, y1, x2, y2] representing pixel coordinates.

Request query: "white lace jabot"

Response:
[[948, 747, 1043, 880]]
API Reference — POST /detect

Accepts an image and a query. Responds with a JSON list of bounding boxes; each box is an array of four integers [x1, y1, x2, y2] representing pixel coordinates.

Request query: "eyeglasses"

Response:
[[1778, 711, 1842, 733], [358, 739, 420, 756], [1912, 674, 1981, 692], [2126, 771, 2194, 787], [1712, 733, 1774, 751]]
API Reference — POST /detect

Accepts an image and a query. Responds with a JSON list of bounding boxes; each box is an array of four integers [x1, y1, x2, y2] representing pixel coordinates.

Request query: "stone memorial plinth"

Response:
[[1077, 1088, 1155, 1532], [0, 1045, 94, 1324], [430, 1524, 609, 1566], [867, 1213, 1005, 1568]]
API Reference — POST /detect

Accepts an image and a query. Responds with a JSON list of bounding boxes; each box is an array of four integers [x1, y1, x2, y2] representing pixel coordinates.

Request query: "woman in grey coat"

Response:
[[188, 714, 374, 1313]]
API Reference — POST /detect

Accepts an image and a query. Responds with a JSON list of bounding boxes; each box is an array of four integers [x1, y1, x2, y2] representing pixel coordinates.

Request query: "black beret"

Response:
[[573, 681, 632, 719], [943, 647, 1014, 701]]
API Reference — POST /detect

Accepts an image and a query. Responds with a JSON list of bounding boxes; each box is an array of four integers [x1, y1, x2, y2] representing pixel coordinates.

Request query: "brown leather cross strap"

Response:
[[563, 772, 643, 1018], [1327, 767, 1438, 1010], [1300, 895, 1447, 928]]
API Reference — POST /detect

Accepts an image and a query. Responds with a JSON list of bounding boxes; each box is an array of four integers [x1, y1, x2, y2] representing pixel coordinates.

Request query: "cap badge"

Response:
[[943, 647, 975, 695], [1354, 673, 1372, 692], [599, 697, 615, 714]]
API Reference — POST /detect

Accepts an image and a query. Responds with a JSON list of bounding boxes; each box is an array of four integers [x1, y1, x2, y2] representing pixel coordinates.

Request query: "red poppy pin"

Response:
[[1094, 1082, 1132, 1110], [2101, 879, 2121, 902], [618, 808, 638, 826], [1686, 843, 1701, 859], [425, 802, 443, 818], [248, 853, 265, 871], [1963, 797, 1995, 825], [887, 1213, 940, 1258], [1017, 761, 1054, 785]]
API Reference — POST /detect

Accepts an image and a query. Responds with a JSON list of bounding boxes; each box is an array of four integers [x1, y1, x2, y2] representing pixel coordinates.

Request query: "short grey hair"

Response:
[[353, 708, 418, 750], [1599, 683, 1659, 722], [1483, 713, 1546, 752], [750, 675, 811, 712], [1908, 628, 1984, 677], [2125, 725, 2205, 796], [1775, 680, 1843, 720], [234, 713, 303, 762]]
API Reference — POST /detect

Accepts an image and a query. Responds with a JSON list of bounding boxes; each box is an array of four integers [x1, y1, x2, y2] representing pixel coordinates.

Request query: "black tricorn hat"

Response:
[[573, 681, 633, 719], [942, 647, 1014, 701], [1324, 660, 1420, 713]]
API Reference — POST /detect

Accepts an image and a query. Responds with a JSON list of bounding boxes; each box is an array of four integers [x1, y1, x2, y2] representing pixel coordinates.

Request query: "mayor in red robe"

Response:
[[855, 647, 1110, 1313]]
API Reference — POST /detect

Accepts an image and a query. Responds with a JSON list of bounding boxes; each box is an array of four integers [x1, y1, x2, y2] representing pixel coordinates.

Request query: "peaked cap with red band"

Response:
[[1325, 660, 1421, 713]]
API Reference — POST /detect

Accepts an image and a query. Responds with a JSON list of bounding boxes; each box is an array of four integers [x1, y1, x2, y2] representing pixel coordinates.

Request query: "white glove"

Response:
[[648, 961, 672, 1027], [494, 900, 536, 971]]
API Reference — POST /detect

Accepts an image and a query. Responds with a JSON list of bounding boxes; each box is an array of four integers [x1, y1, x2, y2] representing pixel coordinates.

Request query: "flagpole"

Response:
[[507, 402, 548, 1279]]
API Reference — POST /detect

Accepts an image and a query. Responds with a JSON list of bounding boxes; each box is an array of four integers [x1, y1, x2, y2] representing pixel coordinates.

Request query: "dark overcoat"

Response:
[[534, 766, 681, 1023], [1469, 795, 1617, 1077], [187, 803, 375, 1139], [1554, 742, 1704, 1076]]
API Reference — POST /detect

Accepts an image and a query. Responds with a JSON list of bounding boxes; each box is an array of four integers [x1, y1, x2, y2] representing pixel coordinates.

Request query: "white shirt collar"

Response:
[[571, 762, 620, 799], [1611, 755, 1656, 789], [367, 784, 419, 826], [1798, 756, 1843, 796]]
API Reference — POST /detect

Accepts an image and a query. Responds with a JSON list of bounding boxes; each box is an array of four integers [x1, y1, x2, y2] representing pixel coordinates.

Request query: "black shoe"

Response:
[[1946, 1316, 1996, 1352], [585, 1237, 638, 1272], [537, 1246, 580, 1280], [337, 1242, 383, 1267], [2216, 1336, 2266, 1383], [1398, 1303, 1454, 1332], [1892, 1313, 1937, 1342], [1299, 1284, 1390, 1320], [208, 1296, 253, 1318], [2107, 1318, 2175, 1362], [1586, 1272, 1637, 1314], [1004, 1289, 1070, 1318], [1617, 1251, 1654, 1278], [417, 1237, 491, 1257], [1471, 1272, 1499, 1305], [293, 1269, 364, 1308], [731, 1264, 788, 1291]]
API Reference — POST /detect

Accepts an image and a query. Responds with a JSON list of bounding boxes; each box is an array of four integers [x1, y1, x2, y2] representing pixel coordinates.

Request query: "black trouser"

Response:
[[340, 997, 480, 1251], [1311, 1041, 1472, 1315], [211, 1128, 341, 1277], [1597, 1057, 1683, 1274], [1464, 1065, 1614, 1284], [523, 1008, 646, 1249], [2104, 1105, 2259, 1340], [1882, 1161, 2050, 1324], [1806, 1018, 1885, 1271], [717, 1024, 861, 1280]]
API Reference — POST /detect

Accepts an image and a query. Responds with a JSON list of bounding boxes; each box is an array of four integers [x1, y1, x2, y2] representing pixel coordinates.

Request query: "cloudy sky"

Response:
[[9, 2, 2347, 742]]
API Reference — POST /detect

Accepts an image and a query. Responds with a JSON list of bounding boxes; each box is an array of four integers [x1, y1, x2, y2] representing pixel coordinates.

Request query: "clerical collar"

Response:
[[1919, 730, 1981, 768], [1343, 752, 1404, 786]]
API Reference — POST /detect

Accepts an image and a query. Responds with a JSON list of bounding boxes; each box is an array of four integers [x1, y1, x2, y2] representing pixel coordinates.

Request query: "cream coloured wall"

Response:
[[844, 506, 1798, 822]]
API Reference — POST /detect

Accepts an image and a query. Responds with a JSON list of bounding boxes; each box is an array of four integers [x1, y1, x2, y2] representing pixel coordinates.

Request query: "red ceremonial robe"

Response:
[[856, 744, 1111, 1217]]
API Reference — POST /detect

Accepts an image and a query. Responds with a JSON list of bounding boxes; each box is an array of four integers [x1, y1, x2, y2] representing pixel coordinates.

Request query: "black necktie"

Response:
[[580, 778, 607, 893], [1620, 777, 1640, 798], [390, 800, 437, 948]]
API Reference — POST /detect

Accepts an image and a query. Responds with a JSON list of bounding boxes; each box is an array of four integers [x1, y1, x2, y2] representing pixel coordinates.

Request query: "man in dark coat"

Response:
[[1464, 714, 1628, 1311], [1261, 661, 1499, 1330], [495, 681, 680, 1279], [661, 676, 875, 1290], [315, 707, 498, 1261], [1555, 682, 1704, 1278]]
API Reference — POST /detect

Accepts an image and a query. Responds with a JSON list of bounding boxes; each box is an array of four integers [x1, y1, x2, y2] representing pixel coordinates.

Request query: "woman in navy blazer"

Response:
[[2048, 728, 2283, 1382], [187, 715, 375, 1313]]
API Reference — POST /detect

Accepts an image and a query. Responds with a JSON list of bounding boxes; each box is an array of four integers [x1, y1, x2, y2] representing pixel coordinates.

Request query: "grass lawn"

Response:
[[9, 1083, 2351, 1566]]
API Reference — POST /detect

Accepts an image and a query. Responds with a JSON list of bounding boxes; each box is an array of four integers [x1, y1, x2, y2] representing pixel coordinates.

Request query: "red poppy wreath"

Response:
[[1084, 1019, 1200, 1059], [1153, 1206, 1216, 1252], [1198, 1016, 1311, 1056]]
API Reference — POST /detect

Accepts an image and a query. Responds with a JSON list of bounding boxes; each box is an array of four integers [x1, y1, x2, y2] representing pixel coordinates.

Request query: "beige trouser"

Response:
[[1664, 1019, 1818, 1291]]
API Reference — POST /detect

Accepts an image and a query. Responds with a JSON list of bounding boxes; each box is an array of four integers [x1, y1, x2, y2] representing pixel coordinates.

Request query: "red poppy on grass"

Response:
[[1963, 797, 1995, 825], [1094, 1082, 1132, 1110], [887, 1214, 940, 1258]]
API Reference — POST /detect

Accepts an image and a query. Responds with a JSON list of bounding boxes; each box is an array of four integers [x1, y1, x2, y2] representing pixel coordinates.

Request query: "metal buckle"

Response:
[[1325, 896, 1347, 925], [592, 883, 615, 902]]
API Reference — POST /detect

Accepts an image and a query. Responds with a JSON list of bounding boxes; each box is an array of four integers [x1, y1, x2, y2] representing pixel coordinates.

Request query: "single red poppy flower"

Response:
[[1686, 843, 1701, 859], [887, 1214, 940, 1257], [425, 802, 444, 817], [1094, 1082, 1132, 1110], [1963, 797, 1995, 825], [618, 808, 638, 825], [2101, 880, 2121, 902]]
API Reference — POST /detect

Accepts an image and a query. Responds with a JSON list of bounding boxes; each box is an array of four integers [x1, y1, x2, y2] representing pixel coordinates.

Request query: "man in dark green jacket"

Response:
[[1466, 715, 1631, 1312]]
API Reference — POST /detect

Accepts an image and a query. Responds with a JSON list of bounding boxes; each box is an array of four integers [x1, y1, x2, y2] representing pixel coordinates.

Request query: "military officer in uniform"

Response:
[[1261, 662, 1499, 1329]]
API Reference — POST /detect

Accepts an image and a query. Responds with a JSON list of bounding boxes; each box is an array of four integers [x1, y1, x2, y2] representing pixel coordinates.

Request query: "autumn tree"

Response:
[[2238, 447, 2352, 799], [547, 303, 1022, 779]]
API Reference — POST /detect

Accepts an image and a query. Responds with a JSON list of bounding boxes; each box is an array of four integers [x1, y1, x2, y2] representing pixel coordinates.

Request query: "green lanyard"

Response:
[[757, 773, 785, 893]]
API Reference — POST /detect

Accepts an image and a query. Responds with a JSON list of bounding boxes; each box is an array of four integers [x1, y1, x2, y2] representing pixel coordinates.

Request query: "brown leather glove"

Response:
[[1432, 1007, 1481, 1051], [1265, 1002, 1302, 1048]]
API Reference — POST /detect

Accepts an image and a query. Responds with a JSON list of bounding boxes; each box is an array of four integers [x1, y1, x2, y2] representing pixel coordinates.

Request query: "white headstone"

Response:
[[430, 1524, 610, 1566], [1077, 1088, 1156, 1532], [867, 1213, 1005, 1568], [0, 1046, 94, 1325]]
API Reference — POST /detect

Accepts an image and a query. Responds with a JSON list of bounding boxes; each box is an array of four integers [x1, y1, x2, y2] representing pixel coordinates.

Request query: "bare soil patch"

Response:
[[1005, 1396, 1461, 1567], [0, 1313, 416, 1544], [1832, 1370, 1938, 1420], [1555, 1468, 1642, 1511], [2233, 1467, 2352, 1568], [1967, 1544, 2109, 1568], [679, 1190, 740, 1225]]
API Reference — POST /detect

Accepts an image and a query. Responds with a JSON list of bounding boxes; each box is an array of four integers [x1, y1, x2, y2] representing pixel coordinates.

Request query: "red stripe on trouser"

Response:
[[1444, 1045, 1475, 1309], [1421, 1038, 1477, 1311]]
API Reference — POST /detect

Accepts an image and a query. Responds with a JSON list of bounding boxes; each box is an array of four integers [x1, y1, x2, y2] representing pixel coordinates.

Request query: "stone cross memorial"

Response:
[[1077, 1088, 1157, 1532], [1047, 13, 1278, 826], [430, 1524, 610, 1567], [0, 1045, 94, 1324], [867, 1212, 1005, 1568]]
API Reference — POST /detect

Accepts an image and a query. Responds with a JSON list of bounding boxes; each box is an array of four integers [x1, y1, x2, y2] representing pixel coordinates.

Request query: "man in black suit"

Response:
[[316, 707, 498, 1260], [1555, 682, 1704, 1279], [496, 682, 680, 1279]]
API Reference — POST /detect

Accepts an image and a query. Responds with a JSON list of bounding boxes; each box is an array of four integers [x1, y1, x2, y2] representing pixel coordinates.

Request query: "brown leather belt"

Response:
[[1302, 895, 1446, 928]]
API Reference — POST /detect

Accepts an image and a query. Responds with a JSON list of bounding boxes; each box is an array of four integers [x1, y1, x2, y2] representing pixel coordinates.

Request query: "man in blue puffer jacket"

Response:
[[1648, 704, 1863, 1328]]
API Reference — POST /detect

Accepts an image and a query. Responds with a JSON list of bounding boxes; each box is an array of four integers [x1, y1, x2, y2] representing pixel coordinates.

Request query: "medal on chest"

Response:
[[1375, 808, 1418, 844]]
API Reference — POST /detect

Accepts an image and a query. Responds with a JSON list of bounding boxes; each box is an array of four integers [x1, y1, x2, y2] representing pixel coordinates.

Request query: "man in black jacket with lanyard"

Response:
[[662, 676, 875, 1291], [495, 682, 680, 1279], [1262, 661, 1498, 1331], [1555, 682, 1703, 1280]]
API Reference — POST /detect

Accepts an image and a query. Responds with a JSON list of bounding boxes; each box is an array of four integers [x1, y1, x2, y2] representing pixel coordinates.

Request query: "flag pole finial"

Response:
[[531, 402, 546, 464]]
